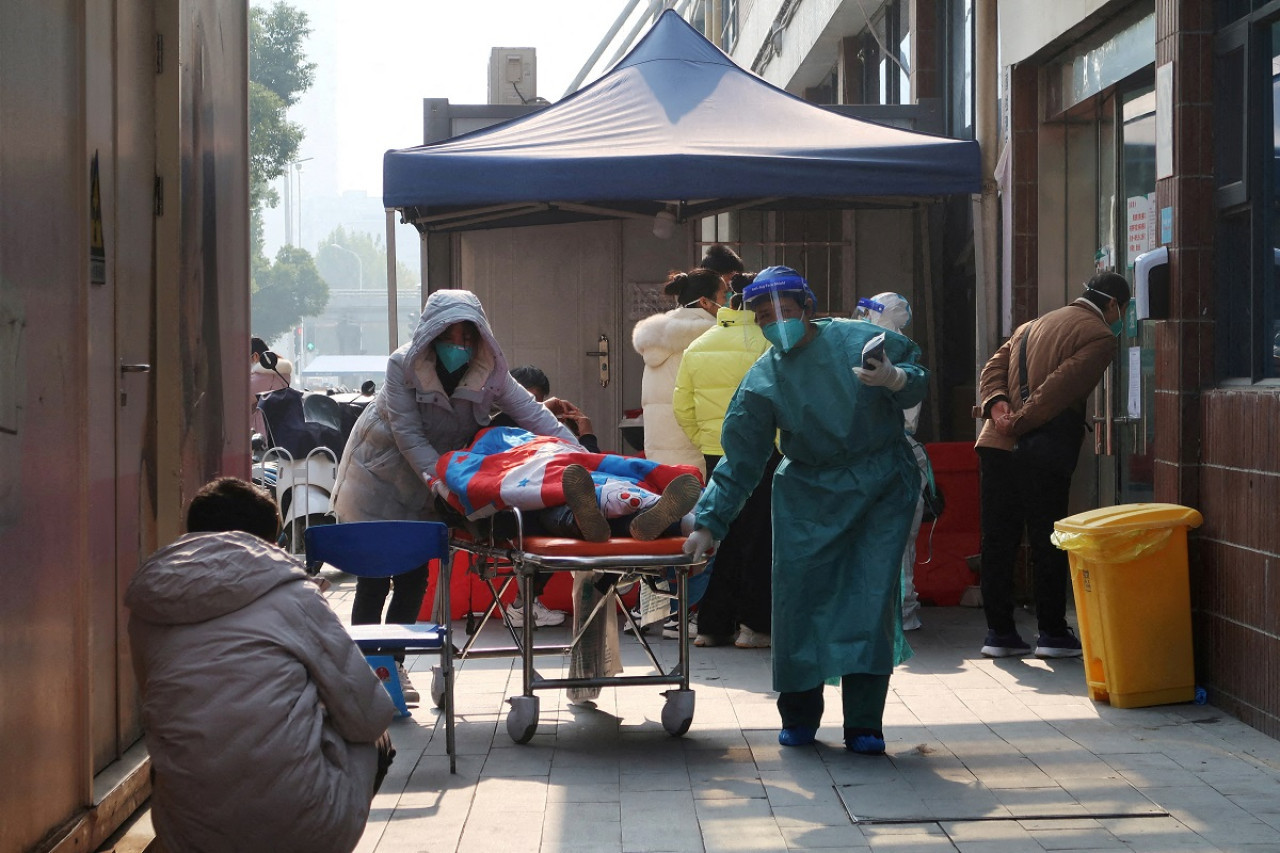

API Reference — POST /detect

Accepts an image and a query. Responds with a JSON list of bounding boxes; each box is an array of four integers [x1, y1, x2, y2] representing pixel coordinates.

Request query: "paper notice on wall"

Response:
[[1127, 346, 1142, 419], [1127, 196, 1156, 257]]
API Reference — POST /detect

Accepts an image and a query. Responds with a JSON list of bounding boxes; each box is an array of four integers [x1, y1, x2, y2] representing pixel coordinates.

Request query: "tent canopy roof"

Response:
[[383, 10, 981, 232]]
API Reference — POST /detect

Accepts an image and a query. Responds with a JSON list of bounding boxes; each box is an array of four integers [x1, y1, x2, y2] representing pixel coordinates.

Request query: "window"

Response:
[[1213, 14, 1280, 381]]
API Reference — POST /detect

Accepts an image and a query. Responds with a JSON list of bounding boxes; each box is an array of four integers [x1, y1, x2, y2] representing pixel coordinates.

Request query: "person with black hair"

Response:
[[490, 364, 602, 627], [126, 477, 395, 853], [673, 271, 777, 649], [974, 271, 1131, 659], [632, 268, 727, 477], [699, 243, 746, 286]]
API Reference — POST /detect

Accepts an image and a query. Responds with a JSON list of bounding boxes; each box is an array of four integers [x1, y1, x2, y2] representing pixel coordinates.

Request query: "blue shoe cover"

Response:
[[846, 734, 885, 755], [778, 726, 818, 746]]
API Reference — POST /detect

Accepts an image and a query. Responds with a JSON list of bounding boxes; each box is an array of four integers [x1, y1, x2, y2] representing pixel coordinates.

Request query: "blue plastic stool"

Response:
[[366, 654, 411, 718]]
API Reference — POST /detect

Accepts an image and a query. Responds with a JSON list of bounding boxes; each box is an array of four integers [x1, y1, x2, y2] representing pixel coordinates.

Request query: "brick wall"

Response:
[[1157, 0, 1280, 737]]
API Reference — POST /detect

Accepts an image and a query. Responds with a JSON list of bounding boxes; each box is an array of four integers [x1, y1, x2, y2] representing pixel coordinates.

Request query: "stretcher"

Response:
[[440, 507, 707, 743]]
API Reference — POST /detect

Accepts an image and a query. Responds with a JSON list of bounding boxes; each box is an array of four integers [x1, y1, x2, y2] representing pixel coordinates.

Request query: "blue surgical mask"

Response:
[[434, 341, 473, 373], [762, 318, 806, 353]]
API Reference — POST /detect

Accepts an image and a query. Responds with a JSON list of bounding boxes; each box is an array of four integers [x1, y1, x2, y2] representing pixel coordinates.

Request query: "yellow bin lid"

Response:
[[1054, 503, 1203, 534]]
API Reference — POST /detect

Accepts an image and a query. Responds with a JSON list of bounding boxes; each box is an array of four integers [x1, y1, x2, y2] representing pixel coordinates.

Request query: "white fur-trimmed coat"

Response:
[[631, 305, 716, 475]]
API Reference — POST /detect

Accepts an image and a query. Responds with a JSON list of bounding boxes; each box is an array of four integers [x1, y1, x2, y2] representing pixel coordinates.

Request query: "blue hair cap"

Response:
[[744, 266, 817, 309]]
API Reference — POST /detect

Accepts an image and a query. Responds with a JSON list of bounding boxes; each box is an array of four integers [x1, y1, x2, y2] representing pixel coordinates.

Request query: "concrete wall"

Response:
[[0, 1, 249, 849]]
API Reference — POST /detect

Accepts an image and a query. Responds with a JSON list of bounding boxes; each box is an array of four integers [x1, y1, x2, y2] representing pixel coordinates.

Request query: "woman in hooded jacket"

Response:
[[331, 289, 578, 699], [631, 268, 727, 477]]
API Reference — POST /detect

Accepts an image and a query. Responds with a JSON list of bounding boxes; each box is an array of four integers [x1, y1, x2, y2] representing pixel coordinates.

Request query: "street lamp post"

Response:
[[328, 243, 364, 289], [286, 157, 313, 248]]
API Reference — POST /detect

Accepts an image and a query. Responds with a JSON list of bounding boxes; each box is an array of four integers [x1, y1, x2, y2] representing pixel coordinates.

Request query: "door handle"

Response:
[[119, 363, 150, 406], [585, 334, 609, 388]]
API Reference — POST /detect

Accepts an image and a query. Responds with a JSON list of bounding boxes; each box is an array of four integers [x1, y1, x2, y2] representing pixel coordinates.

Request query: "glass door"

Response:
[[1108, 84, 1157, 503]]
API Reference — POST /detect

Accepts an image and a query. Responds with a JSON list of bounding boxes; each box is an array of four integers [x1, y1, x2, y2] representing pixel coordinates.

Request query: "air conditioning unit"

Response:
[[488, 47, 536, 106]]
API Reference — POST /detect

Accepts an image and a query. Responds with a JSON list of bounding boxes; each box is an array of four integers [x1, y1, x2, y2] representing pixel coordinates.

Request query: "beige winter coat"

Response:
[[126, 531, 395, 853], [975, 299, 1117, 451], [332, 290, 578, 522], [632, 304, 716, 475]]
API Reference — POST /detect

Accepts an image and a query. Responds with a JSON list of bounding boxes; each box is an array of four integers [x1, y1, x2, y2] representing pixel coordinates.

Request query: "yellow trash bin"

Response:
[[1052, 503, 1203, 709]]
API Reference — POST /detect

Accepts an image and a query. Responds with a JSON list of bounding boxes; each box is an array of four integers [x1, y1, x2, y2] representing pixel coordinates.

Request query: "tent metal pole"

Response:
[[387, 209, 399, 352], [564, 0, 645, 97], [974, 0, 1000, 415]]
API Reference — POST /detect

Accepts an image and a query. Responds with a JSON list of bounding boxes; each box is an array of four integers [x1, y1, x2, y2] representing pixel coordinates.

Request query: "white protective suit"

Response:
[[126, 531, 395, 853]]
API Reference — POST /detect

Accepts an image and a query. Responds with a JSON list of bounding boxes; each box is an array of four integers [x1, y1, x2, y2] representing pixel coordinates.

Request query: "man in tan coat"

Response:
[[974, 271, 1130, 659]]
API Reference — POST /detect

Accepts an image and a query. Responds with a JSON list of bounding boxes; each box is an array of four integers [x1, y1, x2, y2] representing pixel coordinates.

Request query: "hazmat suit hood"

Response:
[[864, 292, 912, 333]]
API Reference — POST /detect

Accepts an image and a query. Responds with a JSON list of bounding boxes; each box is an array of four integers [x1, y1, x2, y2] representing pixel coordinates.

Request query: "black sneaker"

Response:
[[981, 629, 1031, 658], [1035, 629, 1083, 658]]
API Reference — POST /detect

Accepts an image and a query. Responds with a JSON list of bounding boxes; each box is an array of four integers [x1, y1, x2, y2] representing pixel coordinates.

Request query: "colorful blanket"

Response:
[[430, 427, 702, 520]]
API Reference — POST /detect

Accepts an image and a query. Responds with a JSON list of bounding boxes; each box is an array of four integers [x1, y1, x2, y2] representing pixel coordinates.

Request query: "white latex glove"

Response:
[[683, 527, 717, 564], [853, 352, 908, 391]]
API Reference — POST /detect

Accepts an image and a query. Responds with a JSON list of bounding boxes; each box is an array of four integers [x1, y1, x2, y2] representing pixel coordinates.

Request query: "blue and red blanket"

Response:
[[430, 427, 702, 520]]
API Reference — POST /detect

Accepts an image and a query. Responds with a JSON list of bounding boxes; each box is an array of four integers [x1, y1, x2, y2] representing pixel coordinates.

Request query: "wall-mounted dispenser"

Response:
[[1133, 246, 1169, 321]]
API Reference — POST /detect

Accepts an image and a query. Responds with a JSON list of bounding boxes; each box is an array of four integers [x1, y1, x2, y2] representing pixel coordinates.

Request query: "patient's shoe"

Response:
[[778, 726, 818, 747], [562, 464, 609, 542], [630, 474, 702, 541]]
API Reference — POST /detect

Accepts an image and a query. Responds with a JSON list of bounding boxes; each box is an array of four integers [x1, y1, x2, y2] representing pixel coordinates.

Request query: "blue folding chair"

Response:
[[305, 520, 456, 772]]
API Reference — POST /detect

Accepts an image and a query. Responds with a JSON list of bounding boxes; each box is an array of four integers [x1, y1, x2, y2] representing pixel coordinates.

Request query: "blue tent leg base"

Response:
[[366, 654, 412, 718]]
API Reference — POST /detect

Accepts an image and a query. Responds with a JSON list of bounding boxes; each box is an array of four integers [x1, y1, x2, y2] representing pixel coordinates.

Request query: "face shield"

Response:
[[857, 292, 912, 333], [744, 267, 816, 354]]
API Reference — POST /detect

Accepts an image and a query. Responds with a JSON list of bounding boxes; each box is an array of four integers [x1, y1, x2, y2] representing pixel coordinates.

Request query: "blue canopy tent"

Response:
[[382, 10, 981, 233]]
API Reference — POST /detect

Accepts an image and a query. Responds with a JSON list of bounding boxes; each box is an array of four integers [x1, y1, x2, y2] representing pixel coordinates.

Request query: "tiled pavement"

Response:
[[327, 573, 1280, 853]]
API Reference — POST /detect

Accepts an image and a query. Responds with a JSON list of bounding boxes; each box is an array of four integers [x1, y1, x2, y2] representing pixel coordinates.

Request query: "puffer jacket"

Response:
[[332, 289, 577, 522], [673, 306, 769, 456], [126, 531, 395, 853], [974, 299, 1117, 451], [632, 305, 716, 474]]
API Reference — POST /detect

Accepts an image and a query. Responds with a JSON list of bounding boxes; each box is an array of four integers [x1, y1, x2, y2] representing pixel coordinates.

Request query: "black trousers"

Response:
[[351, 565, 430, 626], [776, 673, 891, 732], [695, 451, 779, 636], [978, 446, 1073, 636]]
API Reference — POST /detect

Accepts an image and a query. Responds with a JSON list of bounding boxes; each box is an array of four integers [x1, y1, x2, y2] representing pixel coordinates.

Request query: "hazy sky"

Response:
[[275, 0, 643, 199]]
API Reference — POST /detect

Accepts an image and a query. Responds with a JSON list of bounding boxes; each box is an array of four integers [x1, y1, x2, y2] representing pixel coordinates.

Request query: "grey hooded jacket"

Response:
[[332, 289, 577, 522], [126, 531, 395, 853]]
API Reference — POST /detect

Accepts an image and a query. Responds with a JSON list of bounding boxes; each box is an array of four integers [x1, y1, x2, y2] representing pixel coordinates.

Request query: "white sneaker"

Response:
[[396, 662, 420, 704], [734, 626, 771, 648], [506, 598, 567, 628]]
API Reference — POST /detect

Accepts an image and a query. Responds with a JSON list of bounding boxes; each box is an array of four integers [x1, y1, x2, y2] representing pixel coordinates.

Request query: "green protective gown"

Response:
[[695, 318, 927, 693]]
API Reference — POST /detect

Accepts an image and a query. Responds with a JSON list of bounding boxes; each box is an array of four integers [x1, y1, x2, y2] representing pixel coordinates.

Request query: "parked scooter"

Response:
[[252, 352, 348, 561]]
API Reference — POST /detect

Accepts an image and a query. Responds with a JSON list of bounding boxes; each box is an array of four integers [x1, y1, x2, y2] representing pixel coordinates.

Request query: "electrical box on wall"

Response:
[[488, 47, 536, 106]]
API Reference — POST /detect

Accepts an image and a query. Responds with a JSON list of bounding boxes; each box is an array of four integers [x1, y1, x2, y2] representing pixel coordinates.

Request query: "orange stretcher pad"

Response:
[[472, 534, 689, 557]]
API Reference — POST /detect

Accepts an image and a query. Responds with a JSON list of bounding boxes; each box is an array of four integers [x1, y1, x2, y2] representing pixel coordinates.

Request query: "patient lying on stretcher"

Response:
[[429, 426, 703, 542]]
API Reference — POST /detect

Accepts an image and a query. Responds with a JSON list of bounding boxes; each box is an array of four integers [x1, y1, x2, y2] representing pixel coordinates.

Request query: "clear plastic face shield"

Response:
[[855, 297, 886, 324], [857, 292, 912, 334], [746, 273, 813, 353]]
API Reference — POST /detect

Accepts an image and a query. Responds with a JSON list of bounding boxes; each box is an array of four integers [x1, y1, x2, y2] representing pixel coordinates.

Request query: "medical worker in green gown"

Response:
[[683, 266, 928, 754]]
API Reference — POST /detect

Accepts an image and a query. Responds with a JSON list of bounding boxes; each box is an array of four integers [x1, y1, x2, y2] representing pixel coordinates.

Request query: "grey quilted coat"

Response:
[[126, 531, 395, 852]]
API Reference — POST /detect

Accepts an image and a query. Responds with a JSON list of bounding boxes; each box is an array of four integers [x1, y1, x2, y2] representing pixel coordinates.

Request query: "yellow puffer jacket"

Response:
[[673, 306, 769, 456]]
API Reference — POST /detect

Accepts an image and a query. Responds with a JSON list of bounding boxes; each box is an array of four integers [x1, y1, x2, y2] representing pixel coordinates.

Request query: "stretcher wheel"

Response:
[[660, 688, 695, 736], [506, 695, 539, 744], [430, 666, 446, 709]]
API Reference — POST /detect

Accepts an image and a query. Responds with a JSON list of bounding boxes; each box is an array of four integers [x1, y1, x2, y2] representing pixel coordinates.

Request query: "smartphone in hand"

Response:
[[861, 332, 886, 369]]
